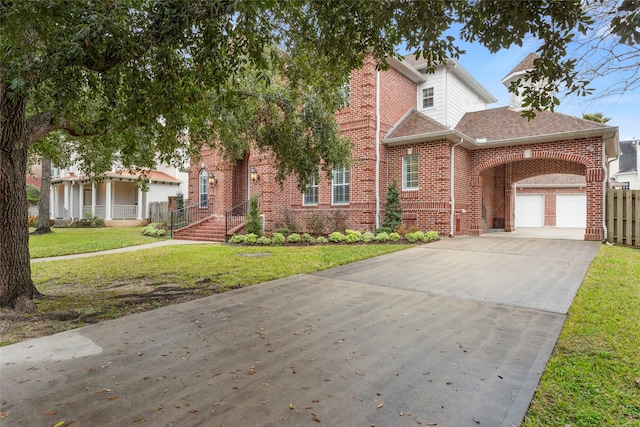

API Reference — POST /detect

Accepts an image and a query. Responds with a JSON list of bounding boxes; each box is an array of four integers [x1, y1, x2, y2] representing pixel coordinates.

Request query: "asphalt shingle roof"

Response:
[[386, 110, 449, 139], [454, 107, 610, 142]]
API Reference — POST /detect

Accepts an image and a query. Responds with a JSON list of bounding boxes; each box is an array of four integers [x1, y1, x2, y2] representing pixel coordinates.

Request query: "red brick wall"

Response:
[[469, 137, 605, 239]]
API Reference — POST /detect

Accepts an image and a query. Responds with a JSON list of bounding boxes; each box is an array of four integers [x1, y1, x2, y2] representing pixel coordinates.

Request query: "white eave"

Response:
[[387, 56, 427, 83]]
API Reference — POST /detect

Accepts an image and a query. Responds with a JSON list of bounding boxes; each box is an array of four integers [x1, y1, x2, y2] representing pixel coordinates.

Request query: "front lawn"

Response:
[[29, 226, 161, 258], [2, 244, 410, 345], [523, 244, 640, 426]]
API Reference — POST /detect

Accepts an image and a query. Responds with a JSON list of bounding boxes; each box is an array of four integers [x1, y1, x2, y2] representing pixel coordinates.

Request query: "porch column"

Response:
[[91, 182, 97, 216], [137, 186, 144, 220], [69, 181, 75, 220], [63, 181, 70, 219], [469, 174, 483, 236], [50, 186, 55, 218], [105, 179, 112, 220], [78, 183, 84, 218], [585, 167, 605, 241]]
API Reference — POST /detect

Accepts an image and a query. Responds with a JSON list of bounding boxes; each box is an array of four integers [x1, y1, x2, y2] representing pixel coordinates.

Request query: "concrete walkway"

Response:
[[3, 235, 600, 426]]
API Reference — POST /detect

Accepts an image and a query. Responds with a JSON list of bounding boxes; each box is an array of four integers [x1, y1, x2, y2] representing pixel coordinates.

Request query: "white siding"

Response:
[[446, 72, 488, 127], [417, 68, 445, 125], [147, 183, 181, 203]]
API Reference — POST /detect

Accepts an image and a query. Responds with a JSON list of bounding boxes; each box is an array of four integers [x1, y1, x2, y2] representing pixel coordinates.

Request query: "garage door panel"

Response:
[[556, 194, 586, 228], [516, 194, 544, 227]]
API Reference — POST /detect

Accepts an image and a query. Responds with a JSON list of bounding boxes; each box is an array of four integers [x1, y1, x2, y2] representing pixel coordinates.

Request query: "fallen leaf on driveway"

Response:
[[377, 403, 384, 409], [473, 417, 480, 424], [44, 411, 57, 416]]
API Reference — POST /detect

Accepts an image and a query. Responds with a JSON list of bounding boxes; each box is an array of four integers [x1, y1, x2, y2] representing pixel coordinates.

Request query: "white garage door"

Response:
[[556, 194, 586, 228], [515, 194, 544, 227]]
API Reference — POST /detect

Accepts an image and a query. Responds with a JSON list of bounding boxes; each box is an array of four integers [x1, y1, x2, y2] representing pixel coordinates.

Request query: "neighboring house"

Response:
[[50, 163, 187, 224], [178, 53, 619, 242], [610, 139, 639, 189]]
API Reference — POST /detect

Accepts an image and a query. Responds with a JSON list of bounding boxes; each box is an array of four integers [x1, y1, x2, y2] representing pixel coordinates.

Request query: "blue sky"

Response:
[[449, 40, 639, 142]]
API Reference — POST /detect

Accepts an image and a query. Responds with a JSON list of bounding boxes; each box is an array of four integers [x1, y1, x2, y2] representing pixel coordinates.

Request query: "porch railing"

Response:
[[170, 199, 216, 237], [112, 205, 138, 220], [225, 195, 261, 241]]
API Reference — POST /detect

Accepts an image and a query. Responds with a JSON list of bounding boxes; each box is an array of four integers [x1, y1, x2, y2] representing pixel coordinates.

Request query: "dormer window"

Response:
[[422, 87, 434, 108]]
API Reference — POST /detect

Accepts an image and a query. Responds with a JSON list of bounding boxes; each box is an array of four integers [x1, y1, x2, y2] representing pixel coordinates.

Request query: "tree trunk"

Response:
[[34, 155, 52, 234], [0, 81, 42, 308]]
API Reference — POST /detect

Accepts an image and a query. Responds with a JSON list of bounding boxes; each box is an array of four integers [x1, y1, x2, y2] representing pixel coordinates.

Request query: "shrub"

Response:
[[414, 231, 426, 242], [271, 232, 286, 245], [306, 212, 325, 235], [426, 231, 439, 241], [26, 184, 40, 206], [244, 233, 258, 244], [345, 229, 362, 243], [330, 209, 348, 232], [301, 233, 316, 244], [405, 232, 419, 243], [382, 180, 402, 231], [257, 236, 272, 245], [328, 231, 346, 243], [374, 232, 389, 242], [275, 206, 299, 232], [287, 233, 301, 243], [275, 228, 290, 237], [245, 196, 262, 235], [229, 234, 246, 244], [362, 231, 375, 243], [76, 212, 105, 227], [316, 236, 328, 244], [27, 215, 38, 227], [376, 227, 392, 235], [388, 232, 401, 242], [142, 222, 167, 238]]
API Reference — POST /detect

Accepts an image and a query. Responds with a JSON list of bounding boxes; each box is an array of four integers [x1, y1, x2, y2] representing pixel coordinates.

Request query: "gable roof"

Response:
[[385, 109, 449, 139], [396, 55, 496, 104]]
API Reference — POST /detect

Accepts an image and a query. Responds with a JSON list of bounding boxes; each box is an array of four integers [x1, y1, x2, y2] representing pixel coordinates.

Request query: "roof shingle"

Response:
[[454, 107, 611, 142]]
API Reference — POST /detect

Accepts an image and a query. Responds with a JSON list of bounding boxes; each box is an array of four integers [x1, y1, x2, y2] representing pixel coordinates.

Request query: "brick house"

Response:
[[178, 53, 619, 242]]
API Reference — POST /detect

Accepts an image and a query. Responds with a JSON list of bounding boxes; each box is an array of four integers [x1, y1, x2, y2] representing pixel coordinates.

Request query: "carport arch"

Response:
[[469, 149, 605, 241]]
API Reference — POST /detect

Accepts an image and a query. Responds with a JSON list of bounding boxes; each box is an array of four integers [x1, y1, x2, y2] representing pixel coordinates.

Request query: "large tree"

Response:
[[0, 0, 599, 308]]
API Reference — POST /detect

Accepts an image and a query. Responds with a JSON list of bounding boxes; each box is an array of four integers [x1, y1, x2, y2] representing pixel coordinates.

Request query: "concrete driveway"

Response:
[[0, 236, 600, 427]]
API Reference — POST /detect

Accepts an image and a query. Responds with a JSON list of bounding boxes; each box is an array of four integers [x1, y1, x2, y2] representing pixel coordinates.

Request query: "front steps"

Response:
[[173, 215, 226, 242]]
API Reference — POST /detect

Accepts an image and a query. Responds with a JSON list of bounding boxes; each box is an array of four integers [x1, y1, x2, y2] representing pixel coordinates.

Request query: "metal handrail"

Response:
[[225, 195, 261, 241], [170, 199, 215, 237]]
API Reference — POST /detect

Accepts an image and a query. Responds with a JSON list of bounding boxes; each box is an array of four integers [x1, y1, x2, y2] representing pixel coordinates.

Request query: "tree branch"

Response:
[[25, 112, 99, 147]]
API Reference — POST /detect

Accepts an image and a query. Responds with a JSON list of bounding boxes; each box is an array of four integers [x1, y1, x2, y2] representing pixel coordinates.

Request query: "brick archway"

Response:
[[468, 141, 605, 241]]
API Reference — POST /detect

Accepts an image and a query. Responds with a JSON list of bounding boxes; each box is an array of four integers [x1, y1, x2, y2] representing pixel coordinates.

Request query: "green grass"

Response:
[[28, 226, 161, 258], [523, 244, 640, 426], [1, 244, 410, 345]]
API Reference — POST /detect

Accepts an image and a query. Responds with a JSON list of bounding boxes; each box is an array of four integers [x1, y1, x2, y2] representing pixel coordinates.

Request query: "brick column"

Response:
[[469, 174, 483, 236], [585, 167, 605, 241]]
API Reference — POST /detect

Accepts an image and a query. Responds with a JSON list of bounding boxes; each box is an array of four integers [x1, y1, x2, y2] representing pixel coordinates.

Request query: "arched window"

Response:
[[199, 169, 208, 207]]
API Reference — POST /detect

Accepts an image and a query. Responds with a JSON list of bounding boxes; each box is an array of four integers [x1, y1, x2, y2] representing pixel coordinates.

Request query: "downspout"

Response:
[[375, 69, 381, 229], [450, 138, 463, 237], [602, 139, 619, 241]]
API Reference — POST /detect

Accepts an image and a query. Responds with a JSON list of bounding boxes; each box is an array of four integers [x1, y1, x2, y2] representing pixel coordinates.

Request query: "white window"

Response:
[[332, 167, 350, 204], [422, 87, 434, 108], [303, 174, 318, 205], [402, 155, 419, 190], [199, 169, 208, 207]]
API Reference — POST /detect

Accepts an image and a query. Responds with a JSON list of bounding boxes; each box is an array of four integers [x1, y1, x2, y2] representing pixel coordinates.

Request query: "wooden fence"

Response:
[[607, 189, 639, 247], [149, 201, 169, 224]]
